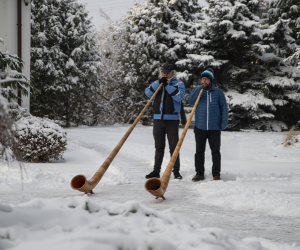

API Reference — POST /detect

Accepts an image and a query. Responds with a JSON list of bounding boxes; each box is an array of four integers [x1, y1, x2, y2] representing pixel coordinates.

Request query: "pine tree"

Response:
[[202, 0, 298, 131], [157, 0, 209, 83], [285, 48, 300, 68], [0, 39, 29, 103], [97, 0, 224, 124], [135, 0, 226, 86], [1, 37, 29, 161], [267, 0, 300, 44], [31, 0, 102, 126], [203, 0, 270, 75], [261, 0, 300, 129]]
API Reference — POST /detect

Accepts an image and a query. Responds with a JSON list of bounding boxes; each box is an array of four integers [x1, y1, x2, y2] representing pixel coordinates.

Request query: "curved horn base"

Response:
[[70, 174, 94, 194], [145, 178, 166, 199]]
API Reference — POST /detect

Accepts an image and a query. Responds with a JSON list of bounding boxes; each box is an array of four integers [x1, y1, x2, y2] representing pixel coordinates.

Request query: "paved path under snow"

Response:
[[76, 145, 300, 246], [1, 125, 300, 247]]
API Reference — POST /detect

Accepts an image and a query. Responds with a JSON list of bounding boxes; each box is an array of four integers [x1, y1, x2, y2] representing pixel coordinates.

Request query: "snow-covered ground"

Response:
[[1, 125, 300, 250]]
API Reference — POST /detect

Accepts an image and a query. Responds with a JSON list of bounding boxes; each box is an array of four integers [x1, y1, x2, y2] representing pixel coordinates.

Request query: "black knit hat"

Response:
[[161, 63, 174, 73]]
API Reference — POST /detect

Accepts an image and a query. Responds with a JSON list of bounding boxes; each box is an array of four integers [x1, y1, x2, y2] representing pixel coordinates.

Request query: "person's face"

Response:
[[201, 77, 211, 87], [162, 71, 174, 79]]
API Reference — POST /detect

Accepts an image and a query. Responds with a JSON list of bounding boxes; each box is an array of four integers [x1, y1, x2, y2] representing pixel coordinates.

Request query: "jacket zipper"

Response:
[[160, 87, 165, 120], [207, 91, 209, 130]]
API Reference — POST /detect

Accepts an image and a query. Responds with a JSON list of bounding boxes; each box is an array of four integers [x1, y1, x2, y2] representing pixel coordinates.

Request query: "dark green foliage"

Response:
[[0, 96, 13, 161], [267, 0, 300, 44], [30, 0, 102, 126], [295, 120, 300, 130], [204, 0, 263, 68], [201, 0, 298, 131], [0, 43, 29, 102], [1, 38, 30, 161]]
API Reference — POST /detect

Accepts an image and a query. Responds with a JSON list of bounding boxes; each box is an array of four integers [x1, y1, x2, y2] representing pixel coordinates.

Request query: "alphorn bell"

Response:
[[145, 88, 204, 200], [71, 82, 164, 194]]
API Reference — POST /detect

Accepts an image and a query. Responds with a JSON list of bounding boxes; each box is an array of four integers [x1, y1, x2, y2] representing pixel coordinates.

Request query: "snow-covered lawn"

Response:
[[1, 125, 300, 250]]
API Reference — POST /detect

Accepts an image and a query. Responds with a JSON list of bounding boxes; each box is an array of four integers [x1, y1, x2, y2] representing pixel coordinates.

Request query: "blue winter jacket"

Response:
[[188, 85, 228, 130], [145, 78, 185, 120]]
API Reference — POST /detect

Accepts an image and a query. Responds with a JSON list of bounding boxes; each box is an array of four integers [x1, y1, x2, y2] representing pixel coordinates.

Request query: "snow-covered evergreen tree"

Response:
[[157, 0, 214, 83], [1, 37, 29, 161], [98, 11, 154, 123], [97, 0, 223, 123], [31, 0, 102, 126], [266, 0, 300, 66], [202, 0, 299, 131], [267, 0, 300, 44], [261, 0, 300, 129], [202, 0, 265, 81], [203, 0, 269, 129], [285, 48, 300, 68], [0, 76, 13, 161], [97, 0, 299, 129], [0, 39, 29, 103], [127, 0, 228, 85]]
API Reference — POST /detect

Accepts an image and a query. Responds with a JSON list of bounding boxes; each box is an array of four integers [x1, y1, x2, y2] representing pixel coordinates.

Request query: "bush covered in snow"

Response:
[[11, 105, 67, 162]]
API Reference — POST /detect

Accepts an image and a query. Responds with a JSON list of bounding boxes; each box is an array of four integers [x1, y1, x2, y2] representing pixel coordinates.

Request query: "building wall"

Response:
[[0, 0, 31, 112]]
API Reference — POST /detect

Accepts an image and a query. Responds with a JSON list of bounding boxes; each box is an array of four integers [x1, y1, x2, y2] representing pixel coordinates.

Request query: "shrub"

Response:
[[296, 121, 300, 131], [282, 125, 299, 147], [0, 95, 14, 161], [11, 106, 67, 162]]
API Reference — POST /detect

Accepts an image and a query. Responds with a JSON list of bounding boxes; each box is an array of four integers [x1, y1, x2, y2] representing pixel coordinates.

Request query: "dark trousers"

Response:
[[153, 120, 180, 173], [194, 127, 221, 177]]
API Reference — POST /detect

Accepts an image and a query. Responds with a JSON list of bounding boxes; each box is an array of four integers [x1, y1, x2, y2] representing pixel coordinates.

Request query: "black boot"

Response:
[[145, 170, 160, 179], [173, 171, 182, 179]]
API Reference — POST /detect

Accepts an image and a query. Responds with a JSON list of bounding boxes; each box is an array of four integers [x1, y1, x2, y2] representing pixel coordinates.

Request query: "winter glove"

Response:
[[199, 85, 205, 90], [159, 77, 168, 87]]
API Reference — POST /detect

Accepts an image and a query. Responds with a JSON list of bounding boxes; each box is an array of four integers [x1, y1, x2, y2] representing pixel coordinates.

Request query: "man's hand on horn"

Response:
[[159, 77, 168, 87]]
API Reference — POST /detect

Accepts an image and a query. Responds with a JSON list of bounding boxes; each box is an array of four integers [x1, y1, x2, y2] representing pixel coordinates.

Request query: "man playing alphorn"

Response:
[[145, 63, 186, 179]]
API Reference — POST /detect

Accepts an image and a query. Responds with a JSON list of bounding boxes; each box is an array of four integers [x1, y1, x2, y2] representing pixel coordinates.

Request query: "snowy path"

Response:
[[1, 125, 300, 248], [66, 128, 300, 245]]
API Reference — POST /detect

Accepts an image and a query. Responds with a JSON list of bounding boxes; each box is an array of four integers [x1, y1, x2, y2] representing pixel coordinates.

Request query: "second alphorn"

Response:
[[71, 82, 164, 194], [144, 88, 204, 200]]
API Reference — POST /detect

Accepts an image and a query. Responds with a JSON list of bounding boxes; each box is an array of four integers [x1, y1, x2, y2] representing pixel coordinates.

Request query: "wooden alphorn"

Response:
[[71, 83, 164, 194]]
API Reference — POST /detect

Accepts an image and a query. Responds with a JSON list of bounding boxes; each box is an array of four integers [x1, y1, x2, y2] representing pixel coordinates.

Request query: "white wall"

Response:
[[0, 0, 31, 112]]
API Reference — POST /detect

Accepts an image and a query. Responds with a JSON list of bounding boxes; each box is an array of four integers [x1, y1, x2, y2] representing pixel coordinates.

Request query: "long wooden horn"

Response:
[[71, 83, 164, 194], [145, 88, 204, 200]]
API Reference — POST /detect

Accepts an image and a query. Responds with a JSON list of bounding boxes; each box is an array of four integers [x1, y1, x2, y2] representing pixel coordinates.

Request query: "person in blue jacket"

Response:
[[145, 63, 185, 179], [188, 68, 228, 181]]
